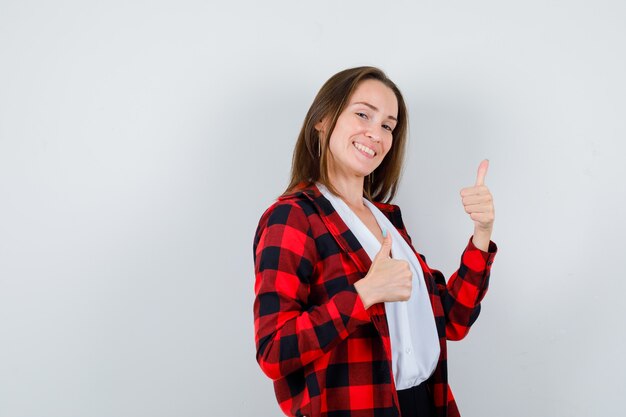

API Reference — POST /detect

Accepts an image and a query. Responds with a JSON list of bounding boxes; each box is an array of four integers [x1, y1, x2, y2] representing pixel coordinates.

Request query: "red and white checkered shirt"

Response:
[[253, 183, 497, 417]]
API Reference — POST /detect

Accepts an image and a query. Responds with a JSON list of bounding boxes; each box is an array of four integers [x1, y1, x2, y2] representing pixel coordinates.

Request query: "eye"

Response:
[[356, 112, 368, 119], [383, 124, 394, 132]]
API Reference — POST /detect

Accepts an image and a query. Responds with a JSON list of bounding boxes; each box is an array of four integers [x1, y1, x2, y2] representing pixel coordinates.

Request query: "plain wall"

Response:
[[1, 1, 625, 416]]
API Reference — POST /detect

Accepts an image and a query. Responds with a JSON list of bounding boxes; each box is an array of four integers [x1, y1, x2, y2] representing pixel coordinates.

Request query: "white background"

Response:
[[1, 1, 625, 416]]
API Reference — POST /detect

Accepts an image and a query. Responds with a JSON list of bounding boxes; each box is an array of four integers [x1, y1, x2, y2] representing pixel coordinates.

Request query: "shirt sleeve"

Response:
[[253, 201, 371, 380], [387, 204, 498, 341], [429, 236, 497, 340]]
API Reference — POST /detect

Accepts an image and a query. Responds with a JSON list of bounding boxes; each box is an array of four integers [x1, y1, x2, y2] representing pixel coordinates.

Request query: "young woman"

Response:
[[253, 66, 497, 417]]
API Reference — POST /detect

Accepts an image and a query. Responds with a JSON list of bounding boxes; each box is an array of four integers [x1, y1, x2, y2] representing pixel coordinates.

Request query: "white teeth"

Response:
[[353, 142, 375, 156]]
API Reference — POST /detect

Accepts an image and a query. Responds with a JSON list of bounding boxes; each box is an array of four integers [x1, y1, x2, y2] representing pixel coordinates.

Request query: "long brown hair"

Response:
[[282, 66, 408, 203]]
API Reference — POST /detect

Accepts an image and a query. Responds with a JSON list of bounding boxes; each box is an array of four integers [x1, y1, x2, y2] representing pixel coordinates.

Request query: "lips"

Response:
[[353, 141, 376, 158]]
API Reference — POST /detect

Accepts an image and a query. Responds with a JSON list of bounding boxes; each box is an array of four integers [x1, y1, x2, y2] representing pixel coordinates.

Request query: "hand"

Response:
[[354, 232, 413, 309], [460, 160, 495, 250]]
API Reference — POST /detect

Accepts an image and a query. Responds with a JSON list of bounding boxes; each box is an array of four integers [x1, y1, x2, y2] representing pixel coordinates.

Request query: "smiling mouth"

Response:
[[353, 141, 376, 157]]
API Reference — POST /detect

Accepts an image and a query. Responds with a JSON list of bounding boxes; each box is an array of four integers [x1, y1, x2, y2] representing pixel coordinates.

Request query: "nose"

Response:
[[366, 126, 381, 142]]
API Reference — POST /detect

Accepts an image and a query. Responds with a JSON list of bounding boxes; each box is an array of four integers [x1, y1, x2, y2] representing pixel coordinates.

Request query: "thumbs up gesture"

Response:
[[460, 160, 495, 248], [353, 231, 413, 309]]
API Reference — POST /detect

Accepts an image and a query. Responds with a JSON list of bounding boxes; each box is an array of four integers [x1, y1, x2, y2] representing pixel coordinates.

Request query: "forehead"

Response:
[[349, 79, 398, 117]]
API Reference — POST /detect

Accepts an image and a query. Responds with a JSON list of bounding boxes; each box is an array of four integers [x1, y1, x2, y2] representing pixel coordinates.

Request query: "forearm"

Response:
[[436, 236, 497, 340], [255, 286, 370, 380], [472, 226, 493, 252]]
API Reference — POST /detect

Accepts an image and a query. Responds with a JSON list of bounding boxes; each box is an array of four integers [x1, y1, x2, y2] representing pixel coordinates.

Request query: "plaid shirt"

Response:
[[253, 183, 497, 417]]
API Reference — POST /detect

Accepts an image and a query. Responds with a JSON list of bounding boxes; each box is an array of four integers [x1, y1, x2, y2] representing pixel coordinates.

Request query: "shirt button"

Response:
[[405, 347, 412, 354]]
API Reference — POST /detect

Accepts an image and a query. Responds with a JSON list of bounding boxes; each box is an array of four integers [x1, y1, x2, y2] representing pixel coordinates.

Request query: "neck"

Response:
[[327, 172, 366, 209]]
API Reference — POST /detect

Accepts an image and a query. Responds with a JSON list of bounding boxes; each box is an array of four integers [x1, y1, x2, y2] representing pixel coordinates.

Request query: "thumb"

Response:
[[475, 159, 489, 186], [375, 229, 393, 260]]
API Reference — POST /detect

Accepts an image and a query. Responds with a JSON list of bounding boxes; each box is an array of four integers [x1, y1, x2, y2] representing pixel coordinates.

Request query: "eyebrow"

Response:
[[352, 101, 398, 122]]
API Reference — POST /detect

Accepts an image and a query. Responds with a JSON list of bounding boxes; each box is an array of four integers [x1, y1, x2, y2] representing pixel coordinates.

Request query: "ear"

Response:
[[315, 117, 328, 133]]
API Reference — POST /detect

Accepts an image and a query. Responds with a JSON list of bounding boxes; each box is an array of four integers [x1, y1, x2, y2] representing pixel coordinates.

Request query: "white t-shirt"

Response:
[[316, 183, 440, 389]]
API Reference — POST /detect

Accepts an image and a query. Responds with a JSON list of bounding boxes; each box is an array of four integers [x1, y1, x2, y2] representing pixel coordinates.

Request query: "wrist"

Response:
[[473, 225, 492, 238], [474, 222, 492, 231], [354, 280, 374, 310], [472, 228, 492, 252]]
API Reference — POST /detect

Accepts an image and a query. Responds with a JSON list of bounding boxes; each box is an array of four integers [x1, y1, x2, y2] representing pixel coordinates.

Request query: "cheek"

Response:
[[341, 115, 365, 133], [327, 134, 344, 156], [382, 137, 393, 155], [330, 123, 356, 147]]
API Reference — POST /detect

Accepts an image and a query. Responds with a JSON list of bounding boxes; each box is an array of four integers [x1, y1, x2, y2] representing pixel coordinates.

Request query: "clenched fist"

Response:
[[354, 232, 413, 309]]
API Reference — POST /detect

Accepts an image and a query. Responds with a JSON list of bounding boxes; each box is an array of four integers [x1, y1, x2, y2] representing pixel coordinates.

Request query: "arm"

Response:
[[253, 202, 371, 380], [389, 203, 497, 341], [429, 236, 497, 340], [434, 158, 496, 339]]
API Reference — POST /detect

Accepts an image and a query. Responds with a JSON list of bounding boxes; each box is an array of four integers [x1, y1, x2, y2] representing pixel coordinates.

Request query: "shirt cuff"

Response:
[[465, 236, 498, 270], [347, 284, 372, 322]]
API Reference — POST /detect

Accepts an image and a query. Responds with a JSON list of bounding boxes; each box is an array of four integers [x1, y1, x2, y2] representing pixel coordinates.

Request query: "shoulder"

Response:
[[256, 203, 306, 234], [259, 192, 316, 227], [257, 181, 325, 229], [253, 194, 319, 260], [254, 193, 316, 244]]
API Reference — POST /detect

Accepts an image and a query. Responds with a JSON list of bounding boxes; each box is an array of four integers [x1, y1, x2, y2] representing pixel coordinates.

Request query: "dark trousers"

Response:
[[397, 381, 434, 417]]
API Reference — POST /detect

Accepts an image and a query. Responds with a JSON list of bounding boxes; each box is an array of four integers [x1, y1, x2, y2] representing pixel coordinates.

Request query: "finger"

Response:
[[470, 212, 495, 223], [462, 194, 493, 205], [376, 229, 393, 260], [460, 184, 489, 196], [475, 159, 489, 186], [464, 203, 493, 214]]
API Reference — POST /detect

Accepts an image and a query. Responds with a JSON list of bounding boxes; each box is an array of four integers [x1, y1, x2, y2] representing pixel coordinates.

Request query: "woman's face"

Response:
[[318, 79, 399, 181]]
